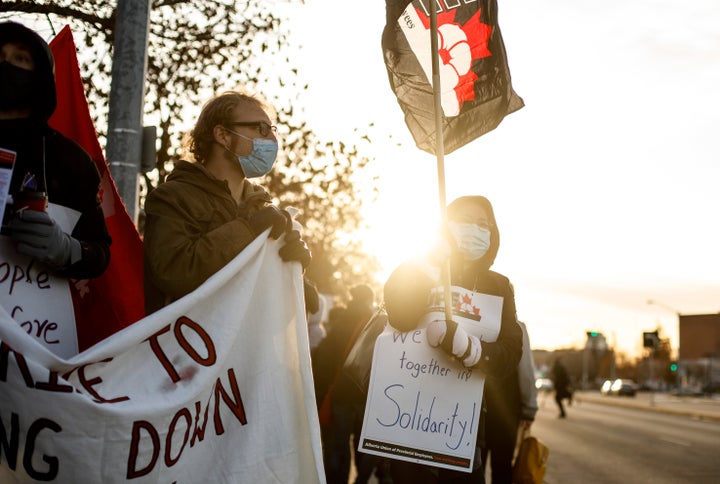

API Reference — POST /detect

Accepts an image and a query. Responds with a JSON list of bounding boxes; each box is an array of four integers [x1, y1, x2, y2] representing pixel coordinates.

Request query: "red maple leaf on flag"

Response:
[[382, 0, 524, 154], [415, 7, 493, 110]]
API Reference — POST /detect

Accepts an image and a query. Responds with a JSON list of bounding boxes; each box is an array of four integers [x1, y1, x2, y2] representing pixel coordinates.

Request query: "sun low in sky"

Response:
[[285, 0, 720, 358]]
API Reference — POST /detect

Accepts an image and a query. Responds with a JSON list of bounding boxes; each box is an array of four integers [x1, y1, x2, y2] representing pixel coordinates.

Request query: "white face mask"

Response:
[[448, 221, 491, 261]]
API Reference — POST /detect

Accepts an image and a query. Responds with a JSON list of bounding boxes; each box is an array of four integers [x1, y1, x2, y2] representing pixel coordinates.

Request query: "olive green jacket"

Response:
[[143, 160, 271, 314]]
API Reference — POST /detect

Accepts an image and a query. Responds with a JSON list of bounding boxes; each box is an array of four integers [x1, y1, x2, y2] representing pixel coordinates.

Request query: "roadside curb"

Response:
[[574, 394, 720, 422]]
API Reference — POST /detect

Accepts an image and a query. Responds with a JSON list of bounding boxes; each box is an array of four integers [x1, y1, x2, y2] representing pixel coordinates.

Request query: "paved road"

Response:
[[356, 391, 720, 483], [571, 390, 720, 422], [533, 391, 720, 483]]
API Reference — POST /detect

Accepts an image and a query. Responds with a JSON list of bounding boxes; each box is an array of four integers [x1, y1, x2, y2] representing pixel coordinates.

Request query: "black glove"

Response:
[[9, 210, 81, 268], [248, 206, 290, 240], [279, 230, 312, 269]]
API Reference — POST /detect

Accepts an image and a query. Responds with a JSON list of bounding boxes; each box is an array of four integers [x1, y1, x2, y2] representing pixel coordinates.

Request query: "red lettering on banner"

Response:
[[25, 418, 62, 480], [0, 412, 18, 469], [1, 343, 129, 402], [127, 420, 161, 479], [213, 368, 247, 434], [0, 342, 34, 387], [62, 358, 130, 404], [190, 401, 209, 446], [146, 324, 180, 382], [164, 408, 191, 467], [34, 371, 73, 393], [1, 343, 72, 393], [125, 367, 247, 478], [0, 412, 61, 480], [174, 317, 217, 367], [146, 317, 217, 384]]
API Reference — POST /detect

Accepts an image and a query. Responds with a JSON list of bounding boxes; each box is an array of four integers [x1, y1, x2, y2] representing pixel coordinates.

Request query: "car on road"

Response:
[[535, 377, 554, 392], [601, 378, 638, 397]]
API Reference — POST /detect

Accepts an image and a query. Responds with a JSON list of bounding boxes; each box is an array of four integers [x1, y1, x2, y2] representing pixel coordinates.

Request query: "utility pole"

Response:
[[105, 0, 152, 223], [610, 331, 617, 380], [647, 299, 682, 394]]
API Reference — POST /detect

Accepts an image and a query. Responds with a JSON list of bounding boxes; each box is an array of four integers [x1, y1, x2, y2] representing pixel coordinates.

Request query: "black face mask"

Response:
[[0, 61, 35, 110]]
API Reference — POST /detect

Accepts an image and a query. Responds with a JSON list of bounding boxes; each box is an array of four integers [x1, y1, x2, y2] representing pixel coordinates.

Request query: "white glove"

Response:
[[427, 319, 482, 368]]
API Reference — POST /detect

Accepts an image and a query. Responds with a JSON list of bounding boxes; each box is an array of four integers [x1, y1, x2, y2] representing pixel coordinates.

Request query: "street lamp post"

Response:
[[647, 299, 681, 316], [647, 299, 682, 395]]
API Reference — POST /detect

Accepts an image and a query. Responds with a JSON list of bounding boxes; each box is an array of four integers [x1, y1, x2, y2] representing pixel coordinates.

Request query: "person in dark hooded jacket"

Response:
[[383, 195, 523, 484], [0, 21, 110, 279]]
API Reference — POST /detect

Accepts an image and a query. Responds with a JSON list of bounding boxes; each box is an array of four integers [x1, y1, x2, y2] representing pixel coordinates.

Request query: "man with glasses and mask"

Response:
[[143, 90, 311, 314]]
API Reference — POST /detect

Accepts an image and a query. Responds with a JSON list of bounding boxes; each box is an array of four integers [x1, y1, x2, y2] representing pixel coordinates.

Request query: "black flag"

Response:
[[382, 0, 524, 154]]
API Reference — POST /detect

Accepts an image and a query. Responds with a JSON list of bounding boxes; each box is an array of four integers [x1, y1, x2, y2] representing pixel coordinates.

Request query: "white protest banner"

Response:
[[358, 286, 502, 472], [0, 204, 83, 359], [0, 235, 325, 483]]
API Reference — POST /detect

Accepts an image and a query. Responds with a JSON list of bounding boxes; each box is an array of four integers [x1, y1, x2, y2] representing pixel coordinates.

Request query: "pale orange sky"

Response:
[[283, 0, 720, 358]]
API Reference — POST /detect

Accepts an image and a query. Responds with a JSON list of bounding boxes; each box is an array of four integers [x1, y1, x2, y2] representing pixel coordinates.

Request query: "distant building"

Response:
[[678, 313, 720, 391], [679, 313, 720, 360]]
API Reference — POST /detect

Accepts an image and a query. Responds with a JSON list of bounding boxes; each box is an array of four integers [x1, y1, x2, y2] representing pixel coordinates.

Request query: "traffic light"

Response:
[[643, 330, 659, 349], [669, 362, 678, 372], [587, 331, 598, 338]]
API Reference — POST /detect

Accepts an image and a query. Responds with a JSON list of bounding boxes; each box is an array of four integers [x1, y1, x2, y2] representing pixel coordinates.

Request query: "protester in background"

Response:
[[143, 90, 311, 313], [0, 21, 110, 279], [312, 284, 380, 484], [481, 321, 538, 483], [306, 282, 327, 354], [313, 303, 348, 408], [383, 195, 523, 483], [551, 357, 572, 418], [304, 277, 321, 327]]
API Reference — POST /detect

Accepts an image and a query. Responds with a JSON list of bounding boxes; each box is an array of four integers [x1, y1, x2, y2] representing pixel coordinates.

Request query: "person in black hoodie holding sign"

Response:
[[383, 195, 523, 484], [0, 21, 110, 279]]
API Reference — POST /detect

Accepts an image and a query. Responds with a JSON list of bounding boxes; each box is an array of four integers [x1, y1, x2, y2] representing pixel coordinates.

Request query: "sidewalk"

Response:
[[573, 390, 720, 422]]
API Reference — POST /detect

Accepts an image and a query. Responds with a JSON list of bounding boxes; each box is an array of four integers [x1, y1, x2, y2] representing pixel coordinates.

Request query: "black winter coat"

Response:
[[0, 118, 111, 279]]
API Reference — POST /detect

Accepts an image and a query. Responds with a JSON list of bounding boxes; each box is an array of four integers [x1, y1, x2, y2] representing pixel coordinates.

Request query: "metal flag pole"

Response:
[[429, 6, 453, 323]]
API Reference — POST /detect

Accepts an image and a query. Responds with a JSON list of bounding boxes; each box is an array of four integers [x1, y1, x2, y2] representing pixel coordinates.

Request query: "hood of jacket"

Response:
[[447, 195, 500, 272], [0, 21, 56, 121], [165, 160, 271, 207]]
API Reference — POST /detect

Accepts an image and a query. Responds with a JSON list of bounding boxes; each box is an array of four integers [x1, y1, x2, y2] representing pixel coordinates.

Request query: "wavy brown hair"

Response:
[[182, 90, 273, 163]]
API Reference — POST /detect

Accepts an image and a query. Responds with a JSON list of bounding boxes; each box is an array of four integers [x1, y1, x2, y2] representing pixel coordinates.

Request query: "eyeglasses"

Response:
[[226, 121, 278, 137]]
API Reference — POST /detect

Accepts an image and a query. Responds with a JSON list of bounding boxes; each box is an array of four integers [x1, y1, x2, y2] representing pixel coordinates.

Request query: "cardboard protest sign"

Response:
[[358, 286, 502, 472], [0, 204, 82, 358], [0, 236, 325, 483]]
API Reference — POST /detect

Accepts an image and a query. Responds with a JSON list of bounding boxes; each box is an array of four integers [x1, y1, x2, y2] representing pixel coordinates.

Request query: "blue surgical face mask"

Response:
[[224, 128, 278, 178], [448, 221, 491, 261]]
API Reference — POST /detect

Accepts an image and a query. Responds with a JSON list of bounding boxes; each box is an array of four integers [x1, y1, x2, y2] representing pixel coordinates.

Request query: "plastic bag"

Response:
[[512, 434, 549, 484]]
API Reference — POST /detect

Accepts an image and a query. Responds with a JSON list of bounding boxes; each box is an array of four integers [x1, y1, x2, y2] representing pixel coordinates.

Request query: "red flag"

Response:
[[48, 25, 145, 350], [382, 0, 524, 154]]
